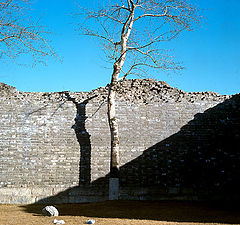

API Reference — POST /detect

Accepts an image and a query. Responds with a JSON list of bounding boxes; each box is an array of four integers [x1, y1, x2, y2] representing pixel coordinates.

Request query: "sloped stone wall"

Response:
[[0, 79, 239, 204]]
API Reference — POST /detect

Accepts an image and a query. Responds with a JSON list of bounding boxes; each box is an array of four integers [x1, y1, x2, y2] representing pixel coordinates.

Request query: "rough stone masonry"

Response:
[[0, 79, 239, 204]]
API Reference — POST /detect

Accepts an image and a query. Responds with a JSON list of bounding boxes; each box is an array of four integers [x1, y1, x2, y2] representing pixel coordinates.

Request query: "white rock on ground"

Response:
[[87, 219, 95, 224], [42, 206, 59, 217], [53, 219, 65, 224]]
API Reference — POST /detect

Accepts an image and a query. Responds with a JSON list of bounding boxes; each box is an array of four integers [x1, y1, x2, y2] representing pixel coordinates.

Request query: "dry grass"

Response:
[[0, 201, 240, 225]]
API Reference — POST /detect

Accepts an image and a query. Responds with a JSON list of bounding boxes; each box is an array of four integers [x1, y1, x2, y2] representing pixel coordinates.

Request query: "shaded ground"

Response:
[[1, 201, 240, 225]]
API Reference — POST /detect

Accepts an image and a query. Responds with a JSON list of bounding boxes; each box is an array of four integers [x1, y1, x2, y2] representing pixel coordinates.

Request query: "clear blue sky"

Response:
[[0, 0, 239, 95]]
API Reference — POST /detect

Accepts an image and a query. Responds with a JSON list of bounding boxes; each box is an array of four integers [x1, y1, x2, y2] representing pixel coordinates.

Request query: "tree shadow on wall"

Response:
[[65, 93, 97, 186], [22, 94, 240, 223]]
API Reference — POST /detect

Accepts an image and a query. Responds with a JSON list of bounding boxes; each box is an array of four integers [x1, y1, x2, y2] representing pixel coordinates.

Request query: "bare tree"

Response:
[[76, 0, 201, 199], [0, 0, 56, 64]]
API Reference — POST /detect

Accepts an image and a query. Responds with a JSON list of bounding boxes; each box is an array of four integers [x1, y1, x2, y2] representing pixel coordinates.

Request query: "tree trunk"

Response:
[[108, 66, 120, 200], [107, 7, 135, 200]]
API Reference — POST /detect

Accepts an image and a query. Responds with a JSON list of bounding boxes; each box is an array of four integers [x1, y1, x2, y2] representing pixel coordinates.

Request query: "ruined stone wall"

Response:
[[0, 79, 239, 204]]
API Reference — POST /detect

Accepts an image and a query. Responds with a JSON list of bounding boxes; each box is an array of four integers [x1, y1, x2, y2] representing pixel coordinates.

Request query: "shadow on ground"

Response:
[[21, 200, 240, 224]]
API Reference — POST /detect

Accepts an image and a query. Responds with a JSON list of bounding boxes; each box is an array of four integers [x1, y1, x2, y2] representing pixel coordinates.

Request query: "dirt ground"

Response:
[[0, 200, 240, 225]]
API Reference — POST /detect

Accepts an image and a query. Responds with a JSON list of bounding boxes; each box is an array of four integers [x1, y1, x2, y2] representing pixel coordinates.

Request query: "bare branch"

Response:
[[82, 27, 115, 45], [0, 0, 57, 64]]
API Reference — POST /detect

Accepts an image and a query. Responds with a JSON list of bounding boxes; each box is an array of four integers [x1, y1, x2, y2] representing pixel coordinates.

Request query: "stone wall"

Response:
[[0, 79, 239, 204]]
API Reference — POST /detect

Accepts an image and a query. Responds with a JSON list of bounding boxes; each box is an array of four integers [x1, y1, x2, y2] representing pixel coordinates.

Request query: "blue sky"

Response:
[[0, 0, 239, 95]]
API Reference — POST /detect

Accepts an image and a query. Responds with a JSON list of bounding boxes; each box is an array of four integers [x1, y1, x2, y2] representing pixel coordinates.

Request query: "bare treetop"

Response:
[[0, 0, 56, 64], [78, 0, 201, 78]]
